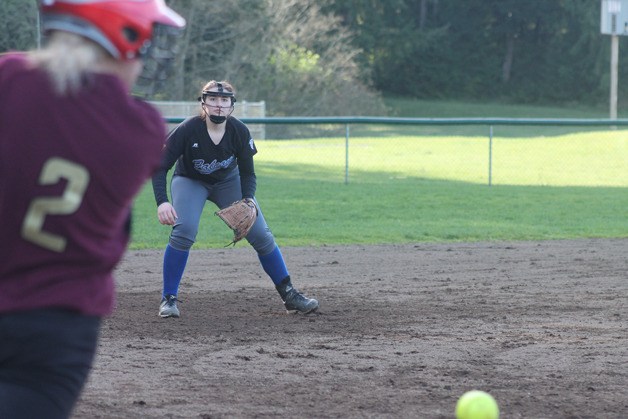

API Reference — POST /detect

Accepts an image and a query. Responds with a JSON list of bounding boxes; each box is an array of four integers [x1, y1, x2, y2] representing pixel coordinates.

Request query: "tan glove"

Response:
[[215, 198, 258, 246]]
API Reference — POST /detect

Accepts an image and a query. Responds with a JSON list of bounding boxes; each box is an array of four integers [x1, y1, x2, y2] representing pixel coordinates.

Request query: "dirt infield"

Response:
[[72, 239, 627, 419]]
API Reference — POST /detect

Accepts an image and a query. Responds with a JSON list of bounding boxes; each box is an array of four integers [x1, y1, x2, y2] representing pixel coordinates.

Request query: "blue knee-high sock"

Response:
[[162, 245, 189, 297], [258, 245, 289, 285]]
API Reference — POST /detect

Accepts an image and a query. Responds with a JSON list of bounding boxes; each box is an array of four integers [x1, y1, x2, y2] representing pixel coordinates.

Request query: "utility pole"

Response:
[[610, 33, 618, 120], [601, 0, 628, 120]]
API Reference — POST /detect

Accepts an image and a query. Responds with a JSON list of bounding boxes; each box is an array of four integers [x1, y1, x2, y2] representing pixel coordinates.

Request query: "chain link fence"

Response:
[[162, 116, 628, 188]]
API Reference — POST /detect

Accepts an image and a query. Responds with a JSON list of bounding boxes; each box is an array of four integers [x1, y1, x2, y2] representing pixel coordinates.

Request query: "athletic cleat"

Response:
[[275, 276, 319, 314], [282, 288, 319, 314], [159, 294, 180, 318]]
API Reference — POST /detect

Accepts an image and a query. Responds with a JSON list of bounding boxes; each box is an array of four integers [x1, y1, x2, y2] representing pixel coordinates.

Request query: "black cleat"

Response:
[[159, 294, 180, 318], [275, 276, 319, 314], [283, 287, 319, 314]]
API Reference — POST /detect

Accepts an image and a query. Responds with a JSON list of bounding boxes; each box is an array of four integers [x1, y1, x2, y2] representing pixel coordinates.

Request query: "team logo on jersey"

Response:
[[192, 157, 235, 175], [192, 143, 199, 148], [249, 138, 255, 150]]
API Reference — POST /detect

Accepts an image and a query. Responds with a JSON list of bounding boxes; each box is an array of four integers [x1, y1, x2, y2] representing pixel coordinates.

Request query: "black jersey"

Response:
[[152, 116, 258, 205]]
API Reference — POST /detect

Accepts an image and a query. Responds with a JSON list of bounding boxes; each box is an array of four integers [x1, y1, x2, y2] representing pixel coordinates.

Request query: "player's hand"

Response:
[[157, 202, 178, 226]]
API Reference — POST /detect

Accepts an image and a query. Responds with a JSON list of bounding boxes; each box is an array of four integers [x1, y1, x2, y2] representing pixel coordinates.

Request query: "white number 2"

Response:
[[21, 157, 90, 252]]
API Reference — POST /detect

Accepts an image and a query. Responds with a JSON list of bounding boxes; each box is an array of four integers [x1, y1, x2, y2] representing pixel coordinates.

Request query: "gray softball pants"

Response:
[[168, 172, 277, 255]]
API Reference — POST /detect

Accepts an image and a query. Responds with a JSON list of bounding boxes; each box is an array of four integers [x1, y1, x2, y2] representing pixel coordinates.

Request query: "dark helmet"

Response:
[[198, 82, 237, 104]]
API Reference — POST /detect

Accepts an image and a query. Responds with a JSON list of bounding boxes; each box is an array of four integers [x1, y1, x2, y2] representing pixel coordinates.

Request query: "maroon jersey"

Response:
[[0, 53, 165, 316]]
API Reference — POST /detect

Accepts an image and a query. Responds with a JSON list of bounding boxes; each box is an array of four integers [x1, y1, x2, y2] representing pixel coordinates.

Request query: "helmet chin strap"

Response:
[[203, 103, 234, 125], [209, 114, 227, 124]]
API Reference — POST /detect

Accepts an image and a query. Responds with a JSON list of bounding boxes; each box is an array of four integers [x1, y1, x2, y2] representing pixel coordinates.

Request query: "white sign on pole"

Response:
[[601, 0, 628, 35], [608, 0, 621, 13]]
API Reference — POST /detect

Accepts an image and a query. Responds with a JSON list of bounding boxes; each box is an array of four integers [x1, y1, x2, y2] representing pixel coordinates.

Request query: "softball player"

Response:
[[152, 80, 319, 318], [0, 1, 185, 418]]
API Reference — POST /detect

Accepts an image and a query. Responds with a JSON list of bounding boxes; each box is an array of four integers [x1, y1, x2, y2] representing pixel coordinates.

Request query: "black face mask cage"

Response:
[[199, 88, 237, 105], [134, 23, 185, 97], [197, 84, 236, 123]]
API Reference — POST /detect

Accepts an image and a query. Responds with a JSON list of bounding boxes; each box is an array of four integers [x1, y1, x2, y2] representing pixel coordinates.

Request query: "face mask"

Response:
[[209, 114, 227, 124]]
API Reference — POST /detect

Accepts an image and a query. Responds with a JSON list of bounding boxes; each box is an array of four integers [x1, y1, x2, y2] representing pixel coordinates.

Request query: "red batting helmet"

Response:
[[39, 0, 186, 60]]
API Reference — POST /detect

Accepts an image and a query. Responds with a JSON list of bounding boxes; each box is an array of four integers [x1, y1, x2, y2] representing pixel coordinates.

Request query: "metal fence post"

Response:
[[488, 125, 493, 186], [345, 124, 350, 185]]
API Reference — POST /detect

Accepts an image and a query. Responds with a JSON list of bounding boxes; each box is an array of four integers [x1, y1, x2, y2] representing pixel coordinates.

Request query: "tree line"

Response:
[[325, 0, 621, 107], [2, 0, 627, 115]]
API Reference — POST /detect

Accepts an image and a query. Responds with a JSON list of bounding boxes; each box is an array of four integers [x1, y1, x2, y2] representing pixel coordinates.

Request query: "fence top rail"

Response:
[[164, 116, 628, 126]]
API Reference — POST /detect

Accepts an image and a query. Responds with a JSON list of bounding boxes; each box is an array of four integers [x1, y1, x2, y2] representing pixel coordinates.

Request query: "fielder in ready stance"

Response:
[[0, 1, 185, 418], [152, 80, 319, 318]]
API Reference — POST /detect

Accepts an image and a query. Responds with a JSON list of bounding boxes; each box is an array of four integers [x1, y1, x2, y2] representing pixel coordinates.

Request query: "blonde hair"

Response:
[[30, 31, 107, 95]]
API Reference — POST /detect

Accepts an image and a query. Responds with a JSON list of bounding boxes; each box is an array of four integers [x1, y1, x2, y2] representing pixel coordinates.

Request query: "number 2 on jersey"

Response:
[[21, 157, 90, 252]]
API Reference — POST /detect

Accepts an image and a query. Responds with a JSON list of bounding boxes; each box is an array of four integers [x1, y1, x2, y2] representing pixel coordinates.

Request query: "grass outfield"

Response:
[[257, 131, 627, 186], [130, 130, 627, 249]]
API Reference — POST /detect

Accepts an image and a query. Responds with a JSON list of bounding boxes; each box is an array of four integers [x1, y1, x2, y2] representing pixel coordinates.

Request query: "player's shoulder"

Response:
[[227, 117, 251, 138], [176, 115, 205, 134], [0, 51, 28, 66], [0, 52, 30, 81], [228, 116, 248, 130], [167, 116, 203, 140], [129, 97, 168, 130], [181, 115, 204, 127]]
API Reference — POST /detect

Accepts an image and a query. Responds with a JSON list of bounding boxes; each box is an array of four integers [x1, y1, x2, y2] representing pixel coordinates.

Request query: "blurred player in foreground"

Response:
[[152, 80, 319, 318], [0, 1, 185, 418]]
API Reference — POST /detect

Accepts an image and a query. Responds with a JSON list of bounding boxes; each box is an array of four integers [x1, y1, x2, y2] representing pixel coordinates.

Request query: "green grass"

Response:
[[383, 97, 613, 119], [129, 99, 628, 249], [255, 133, 627, 187], [131, 172, 627, 249], [369, 97, 628, 138], [130, 137, 627, 249]]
